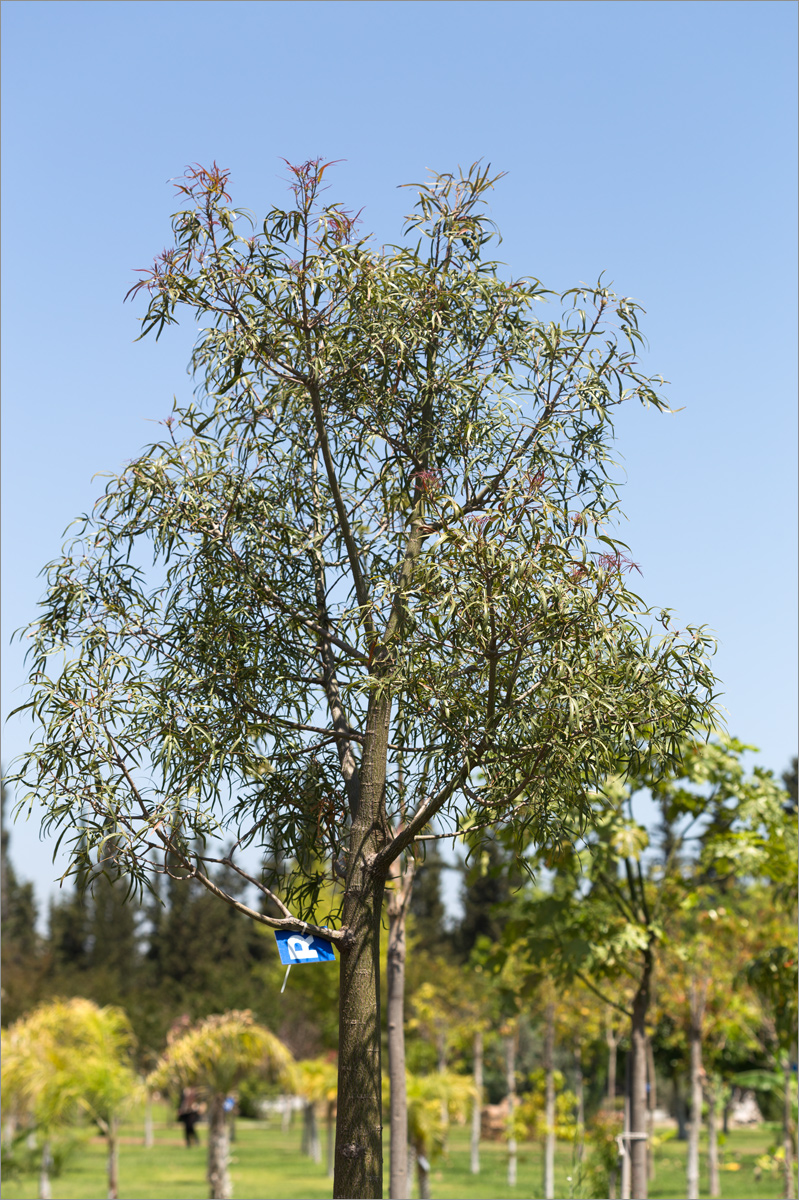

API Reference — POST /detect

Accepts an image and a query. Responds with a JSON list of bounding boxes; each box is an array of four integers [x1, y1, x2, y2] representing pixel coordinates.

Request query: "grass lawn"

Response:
[[1, 1102, 787, 1199]]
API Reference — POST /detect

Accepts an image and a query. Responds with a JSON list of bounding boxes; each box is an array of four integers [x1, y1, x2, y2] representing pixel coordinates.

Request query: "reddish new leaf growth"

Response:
[[595, 552, 643, 576], [281, 157, 343, 208], [173, 161, 232, 204], [414, 469, 441, 496]]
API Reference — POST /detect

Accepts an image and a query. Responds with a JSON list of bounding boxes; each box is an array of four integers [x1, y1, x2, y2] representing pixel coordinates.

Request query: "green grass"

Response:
[[0, 1102, 787, 1199]]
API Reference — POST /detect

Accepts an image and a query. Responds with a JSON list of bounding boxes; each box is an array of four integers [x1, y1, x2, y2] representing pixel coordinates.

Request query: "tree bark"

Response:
[[471, 1029, 483, 1175], [620, 1055, 631, 1200], [144, 1088, 154, 1149], [333, 691, 390, 1200], [505, 1028, 518, 1189], [574, 1041, 585, 1165], [386, 851, 414, 1200], [544, 1002, 556, 1200], [784, 1061, 795, 1200], [415, 1146, 431, 1200], [327, 1102, 335, 1179], [606, 1014, 620, 1106], [686, 979, 706, 1200], [706, 1076, 720, 1200], [303, 1100, 321, 1163], [629, 951, 653, 1200], [107, 1118, 119, 1200], [674, 1071, 688, 1141], [207, 1094, 232, 1200], [646, 1035, 657, 1185], [38, 1139, 52, 1200]]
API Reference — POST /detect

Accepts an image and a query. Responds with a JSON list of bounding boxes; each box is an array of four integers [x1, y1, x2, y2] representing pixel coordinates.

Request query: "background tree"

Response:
[[1, 998, 140, 1200], [504, 734, 794, 1200], [148, 1009, 295, 1200], [1, 780, 44, 1024], [12, 158, 716, 1199], [402, 1069, 474, 1200]]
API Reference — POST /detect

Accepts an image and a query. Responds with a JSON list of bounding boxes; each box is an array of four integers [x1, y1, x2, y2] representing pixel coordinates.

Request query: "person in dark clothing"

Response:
[[177, 1087, 201, 1146]]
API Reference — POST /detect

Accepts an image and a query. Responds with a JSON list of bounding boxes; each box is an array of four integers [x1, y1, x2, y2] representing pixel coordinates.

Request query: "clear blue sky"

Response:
[[2, 0, 796, 918]]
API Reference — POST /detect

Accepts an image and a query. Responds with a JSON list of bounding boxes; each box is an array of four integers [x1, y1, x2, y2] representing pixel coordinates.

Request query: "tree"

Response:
[[1, 779, 44, 1024], [506, 734, 794, 1200], [1, 998, 141, 1200], [403, 1069, 474, 1200], [148, 1009, 295, 1200], [295, 1056, 338, 1178], [11, 158, 716, 1198]]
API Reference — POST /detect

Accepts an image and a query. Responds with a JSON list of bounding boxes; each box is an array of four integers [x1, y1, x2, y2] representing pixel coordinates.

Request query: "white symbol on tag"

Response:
[[287, 934, 319, 961]]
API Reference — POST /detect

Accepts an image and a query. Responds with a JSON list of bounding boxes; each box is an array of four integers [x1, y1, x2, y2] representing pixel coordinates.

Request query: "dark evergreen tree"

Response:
[[1, 779, 44, 1023], [408, 844, 449, 954], [452, 838, 525, 960]]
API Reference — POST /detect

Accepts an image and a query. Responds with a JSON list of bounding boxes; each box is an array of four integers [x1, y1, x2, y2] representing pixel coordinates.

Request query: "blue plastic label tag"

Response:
[[274, 929, 336, 965]]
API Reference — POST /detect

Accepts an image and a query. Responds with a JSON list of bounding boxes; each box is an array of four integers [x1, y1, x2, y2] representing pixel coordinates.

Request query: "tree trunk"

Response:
[[207, 1094, 232, 1200], [387, 834, 414, 1200], [784, 1061, 795, 1200], [574, 1041, 585, 1165], [674, 1072, 688, 1141], [620, 1055, 631, 1200], [630, 953, 653, 1200], [646, 1036, 657, 1185], [505, 1028, 518, 1189], [107, 1118, 119, 1200], [606, 1015, 620, 1107], [38, 1140, 52, 1200], [686, 980, 705, 1200], [544, 1002, 556, 1200], [471, 1029, 483, 1175], [334, 694, 390, 1200], [327, 1103, 335, 1179], [144, 1088, 154, 1148], [415, 1145, 431, 1200], [706, 1076, 720, 1200], [303, 1101, 321, 1163]]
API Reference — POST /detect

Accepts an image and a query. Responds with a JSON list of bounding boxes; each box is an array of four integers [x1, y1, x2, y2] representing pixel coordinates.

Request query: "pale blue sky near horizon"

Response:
[[2, 0, 797, 921]]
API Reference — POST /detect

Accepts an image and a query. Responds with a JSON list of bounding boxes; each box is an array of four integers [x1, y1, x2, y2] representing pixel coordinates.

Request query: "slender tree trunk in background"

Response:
[[415, 1145, 431, 1200], [334, 691, 390, 1200], [544, 1002, 556, 1200], [686, 980, 706, 1200], [674, 1072, 688, 1141], [620, 1054, 631, 1200], [282, 1097, 292, 1134], [207, 1095, 232, 1200], [471, 1029, 483, 1175], [106, 1118, 119, 1200], [386, 848, 414, 1200], [646, 1036, 657, 1184], [38, 1140, 52, 1200], [327, 1103, 335, 1179], [606, 1015, 619, 1107], [706, 1078, 720, 1200], [505, 1027, 518, 1189], [303, 1101, 321, 1163], [144, 1087, 154, 1148], [574, 1042, 585, 1165], [784, 1061, 796, 1200], [630, 953, 653, 1200]]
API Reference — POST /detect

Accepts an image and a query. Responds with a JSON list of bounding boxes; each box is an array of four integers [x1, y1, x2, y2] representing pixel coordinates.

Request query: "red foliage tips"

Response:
[[414, 469, 441, 496], [595, 552, 643, 576], [173, 161, 232, 204]]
